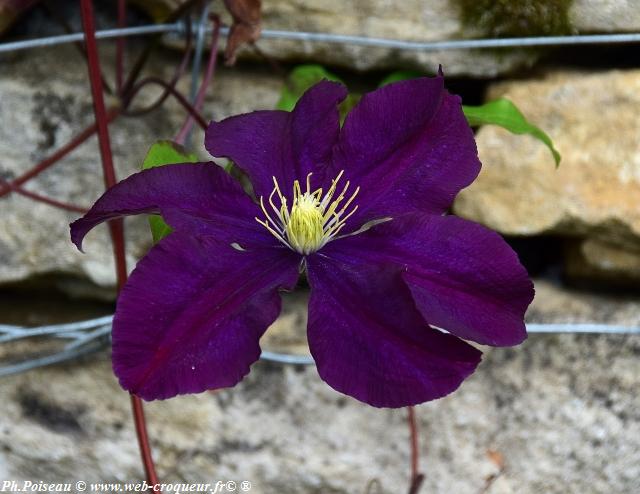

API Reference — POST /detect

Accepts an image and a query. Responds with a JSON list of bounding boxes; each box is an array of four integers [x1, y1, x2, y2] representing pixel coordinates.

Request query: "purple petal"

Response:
[[70, 162, 271, 251], [328, 214, 534, 346], [331, 76, 481, 227], [113, 234, 300, 400], [205, 80, 347, 198], [306, 252, 482, 408]]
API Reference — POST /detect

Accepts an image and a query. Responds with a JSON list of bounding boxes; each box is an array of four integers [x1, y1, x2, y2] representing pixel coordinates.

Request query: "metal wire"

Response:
[[0, 318, 638, 376], [0, 24, 180, 53], [258, 30, 640, 50], [2, 23, 640, 54], [525, 323, 640, 334], [185, 3, 210, 148]]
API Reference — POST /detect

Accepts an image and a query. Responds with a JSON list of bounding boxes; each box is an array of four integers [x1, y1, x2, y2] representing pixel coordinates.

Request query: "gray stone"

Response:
[[0, 279, 639, 493]]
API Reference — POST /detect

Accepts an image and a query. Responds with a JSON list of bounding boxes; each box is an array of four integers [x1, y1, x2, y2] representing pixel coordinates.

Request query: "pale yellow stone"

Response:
[[455, 70, 640, 250]]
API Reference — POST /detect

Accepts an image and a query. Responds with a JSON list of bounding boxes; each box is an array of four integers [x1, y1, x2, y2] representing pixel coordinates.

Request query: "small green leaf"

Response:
[[276, 64, 343, 112], [147, 216, 173, 244], [339, 93, 361, 122], [276, 64, 359, 122], [141, 140, 199, 243], [377, 71, 560, 167], [463, 99, 561, 167], [141, 140, 199, 170], [378, 70, 424, 87]]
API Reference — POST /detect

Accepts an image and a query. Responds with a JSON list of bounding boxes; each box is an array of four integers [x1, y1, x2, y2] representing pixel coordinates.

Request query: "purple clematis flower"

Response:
[[70, 75, 534, 408]]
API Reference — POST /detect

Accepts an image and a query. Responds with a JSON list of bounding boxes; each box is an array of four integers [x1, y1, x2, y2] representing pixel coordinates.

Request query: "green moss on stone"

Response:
[[456, 0, 574, 37]]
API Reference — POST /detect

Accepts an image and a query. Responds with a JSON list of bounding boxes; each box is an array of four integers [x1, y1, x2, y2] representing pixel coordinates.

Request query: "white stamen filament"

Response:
[[256, 171, 360, 254]]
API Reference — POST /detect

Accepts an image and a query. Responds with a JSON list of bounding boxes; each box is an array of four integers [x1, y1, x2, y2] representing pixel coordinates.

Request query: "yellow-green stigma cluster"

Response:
[[257, 171, 360, 255]]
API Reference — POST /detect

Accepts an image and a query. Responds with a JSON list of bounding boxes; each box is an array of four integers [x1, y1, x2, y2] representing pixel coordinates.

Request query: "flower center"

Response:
[[256, 170, 360, 254]]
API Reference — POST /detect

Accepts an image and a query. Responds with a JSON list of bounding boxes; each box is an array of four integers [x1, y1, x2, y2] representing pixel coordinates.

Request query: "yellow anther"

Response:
[[256, 171, 360, 254]]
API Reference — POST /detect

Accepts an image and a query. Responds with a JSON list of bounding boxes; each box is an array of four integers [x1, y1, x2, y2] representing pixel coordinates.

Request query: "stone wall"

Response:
[[1, 281, 639, 494], [0, 2, 639, 493], [210, 0, 640, 75]]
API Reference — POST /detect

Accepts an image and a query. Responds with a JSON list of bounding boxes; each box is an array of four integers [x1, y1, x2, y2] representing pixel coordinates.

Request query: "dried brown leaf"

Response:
[[222, 0, 261, 65]]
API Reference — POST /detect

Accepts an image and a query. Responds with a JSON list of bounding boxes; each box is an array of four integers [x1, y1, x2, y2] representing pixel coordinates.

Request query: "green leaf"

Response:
[[377, 71, 560, 167], [276, 64, 344, 112], [140, 140, 199, 243], [276, 64, 359, 122], [141, 140, 199, 170], [147, 216, 173, 244], [378, 70, 424, 87], [463, 99, 561, 167], [339, 93, 361, 122]]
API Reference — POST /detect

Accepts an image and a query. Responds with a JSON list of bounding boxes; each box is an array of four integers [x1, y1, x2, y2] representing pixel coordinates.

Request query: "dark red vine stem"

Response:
[[80, 0, 159, 486], [408, 406, 425, 494]]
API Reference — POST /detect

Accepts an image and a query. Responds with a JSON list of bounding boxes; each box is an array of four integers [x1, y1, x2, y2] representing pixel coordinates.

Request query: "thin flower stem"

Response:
[[80, 0, 159, 486], [130, 395, 157, 483], [116, 0, 127, 95], [0, 178, 88, 213], [80, 1, 119, 189], [122, 18, 194, 117], [409, 406, 419, 481], [0, 107, 121, 198], [175, 14, 220, 145], [120, 0, 203, 98], [125, 77, 208, 131], [407, 406, 425, 494]]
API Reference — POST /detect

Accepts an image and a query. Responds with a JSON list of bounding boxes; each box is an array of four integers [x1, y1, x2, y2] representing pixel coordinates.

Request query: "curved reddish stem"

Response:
[[80, 0, 159, 486], [120, 0, 203, 98], [0, 76, 204, 204], [0, 107, 120, 198], [122, 18, 194, 117], [175, 14, 220, 145], [0, 0, 203, 203], [0, 178, 87, 213], [125, 77, 208, 131]]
